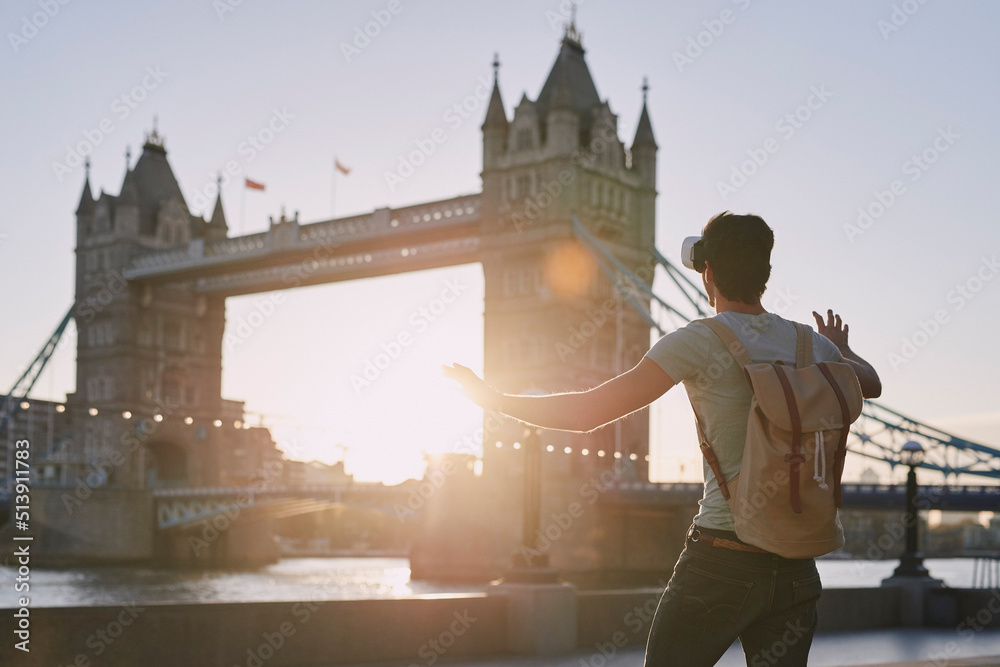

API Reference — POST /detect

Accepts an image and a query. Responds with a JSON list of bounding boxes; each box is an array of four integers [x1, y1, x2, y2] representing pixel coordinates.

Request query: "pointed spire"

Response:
[[207, 172, 228, 237], [482, 52, 509, 130], [564, 2, 582, 47], [119, 167, 139, 205], [76, 158, 95, 215], [632, 78, 657, 150]]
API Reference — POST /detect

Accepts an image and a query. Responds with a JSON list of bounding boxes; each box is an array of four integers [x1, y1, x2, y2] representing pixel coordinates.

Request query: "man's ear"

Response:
[[703, 261, 714, 284]]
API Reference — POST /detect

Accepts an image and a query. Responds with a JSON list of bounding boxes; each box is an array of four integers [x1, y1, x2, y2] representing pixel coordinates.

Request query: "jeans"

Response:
[[644, 524, 822, 666]]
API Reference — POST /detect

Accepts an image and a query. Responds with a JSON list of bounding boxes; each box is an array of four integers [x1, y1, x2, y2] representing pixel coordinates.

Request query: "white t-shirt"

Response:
[[644, 311, 842, 530]]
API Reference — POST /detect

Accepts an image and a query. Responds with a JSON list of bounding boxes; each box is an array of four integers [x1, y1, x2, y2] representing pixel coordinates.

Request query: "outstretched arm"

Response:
[[813, 309, 882, 399], [442, 358, 676, 433]]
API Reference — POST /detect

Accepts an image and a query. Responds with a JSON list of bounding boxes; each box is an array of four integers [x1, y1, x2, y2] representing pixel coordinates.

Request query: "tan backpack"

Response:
[[692, 318, 864, 558]]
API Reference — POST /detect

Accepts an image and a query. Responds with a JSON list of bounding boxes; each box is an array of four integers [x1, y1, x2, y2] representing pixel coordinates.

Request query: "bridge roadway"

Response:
[[122, 194, 483, 297], [151, 481, 1000, 530]]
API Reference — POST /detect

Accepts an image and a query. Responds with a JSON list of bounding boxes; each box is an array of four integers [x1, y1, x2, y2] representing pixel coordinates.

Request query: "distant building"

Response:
[[282, 459, 354, 487], [0, 397, 72, 492]]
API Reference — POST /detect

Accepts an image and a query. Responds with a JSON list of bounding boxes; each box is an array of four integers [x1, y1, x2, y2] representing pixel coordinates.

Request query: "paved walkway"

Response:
[[344, 629, 1000, 667]]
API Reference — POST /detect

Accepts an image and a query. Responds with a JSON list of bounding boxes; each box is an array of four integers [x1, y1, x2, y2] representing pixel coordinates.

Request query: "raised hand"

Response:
[[812, 309, 849, 351], [441, 363, 501, 410]]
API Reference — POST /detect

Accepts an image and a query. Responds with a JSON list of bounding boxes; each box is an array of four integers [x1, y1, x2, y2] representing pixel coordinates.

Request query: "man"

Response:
[[443, 212, 881, 666]]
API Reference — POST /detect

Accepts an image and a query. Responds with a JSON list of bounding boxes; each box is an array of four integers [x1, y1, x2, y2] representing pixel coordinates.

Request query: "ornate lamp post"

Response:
[[892, 440, 931, 578]]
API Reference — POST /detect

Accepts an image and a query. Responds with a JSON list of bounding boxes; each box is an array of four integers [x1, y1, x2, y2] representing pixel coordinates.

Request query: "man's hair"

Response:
[[701, 211, 774, 304]]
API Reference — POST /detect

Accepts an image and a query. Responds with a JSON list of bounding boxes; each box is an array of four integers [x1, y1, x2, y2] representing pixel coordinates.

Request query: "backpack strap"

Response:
[[817, 362, 851, 508], [698, 318, 752, 367], [793, 322, 813, 369], [692, 411, 731, 500], [772, 363, 805, 514], [690, 318, 751, 500]]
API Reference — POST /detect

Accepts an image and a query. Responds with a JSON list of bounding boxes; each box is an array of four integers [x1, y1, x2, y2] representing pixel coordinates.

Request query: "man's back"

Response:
[[644, 311, 842, 531]]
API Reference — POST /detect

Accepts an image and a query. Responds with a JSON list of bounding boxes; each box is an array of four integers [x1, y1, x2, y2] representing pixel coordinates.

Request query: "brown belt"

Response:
[[688, 526, 770, 553]]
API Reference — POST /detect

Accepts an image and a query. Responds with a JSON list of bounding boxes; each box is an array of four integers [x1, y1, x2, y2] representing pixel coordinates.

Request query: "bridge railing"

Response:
[[126, 194, 481, 279]]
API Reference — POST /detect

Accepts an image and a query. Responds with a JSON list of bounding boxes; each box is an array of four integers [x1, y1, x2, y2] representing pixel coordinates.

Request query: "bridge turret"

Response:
[[205, 174, 229, 240], [481, 52, 508, 170], [630, 78, 657, 249]]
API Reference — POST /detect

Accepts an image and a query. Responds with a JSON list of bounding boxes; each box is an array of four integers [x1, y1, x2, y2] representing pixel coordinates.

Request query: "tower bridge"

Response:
[[1, 23, 996, 576]]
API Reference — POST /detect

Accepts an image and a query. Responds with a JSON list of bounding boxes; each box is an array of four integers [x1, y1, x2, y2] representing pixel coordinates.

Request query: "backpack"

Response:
[[690, 317, 864, 558]]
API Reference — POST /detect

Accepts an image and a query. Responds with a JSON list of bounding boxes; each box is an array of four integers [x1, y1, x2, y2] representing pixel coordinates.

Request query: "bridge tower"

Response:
[[72, 128, 242, 490], [479, 22, 658, 481]]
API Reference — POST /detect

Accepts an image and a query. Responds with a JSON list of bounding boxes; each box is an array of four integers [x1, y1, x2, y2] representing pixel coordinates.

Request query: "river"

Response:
[[0, 557, 992, 608]]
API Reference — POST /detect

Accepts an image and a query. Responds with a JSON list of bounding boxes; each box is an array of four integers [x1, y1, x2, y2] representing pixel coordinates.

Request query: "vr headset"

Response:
[[681, 236, 707, 273]]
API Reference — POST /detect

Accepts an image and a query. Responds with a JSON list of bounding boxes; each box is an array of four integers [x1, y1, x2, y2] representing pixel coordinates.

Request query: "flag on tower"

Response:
[[245, 178, 265, 191], [334, 159, 351, 175]]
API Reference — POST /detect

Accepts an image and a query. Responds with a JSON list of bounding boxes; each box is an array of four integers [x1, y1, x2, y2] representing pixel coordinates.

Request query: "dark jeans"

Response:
[[644, 524, 823, 666]]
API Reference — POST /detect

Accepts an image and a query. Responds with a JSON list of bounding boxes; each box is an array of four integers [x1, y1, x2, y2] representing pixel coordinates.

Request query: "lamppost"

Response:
[[892, 440, 931, 578], [507, 426, 559, 583]]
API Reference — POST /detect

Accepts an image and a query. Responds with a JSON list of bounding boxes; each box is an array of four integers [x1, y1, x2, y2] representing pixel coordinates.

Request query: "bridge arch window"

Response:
[[162, 319, 183, 350], [517, 127, 534, 151]]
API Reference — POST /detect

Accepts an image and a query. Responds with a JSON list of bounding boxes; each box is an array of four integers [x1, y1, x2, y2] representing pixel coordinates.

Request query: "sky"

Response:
[[2, 1, 998, 485]]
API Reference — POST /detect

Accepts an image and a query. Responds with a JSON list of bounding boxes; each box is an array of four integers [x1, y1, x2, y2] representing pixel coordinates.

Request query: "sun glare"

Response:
[[222, 264, 485, 486]]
